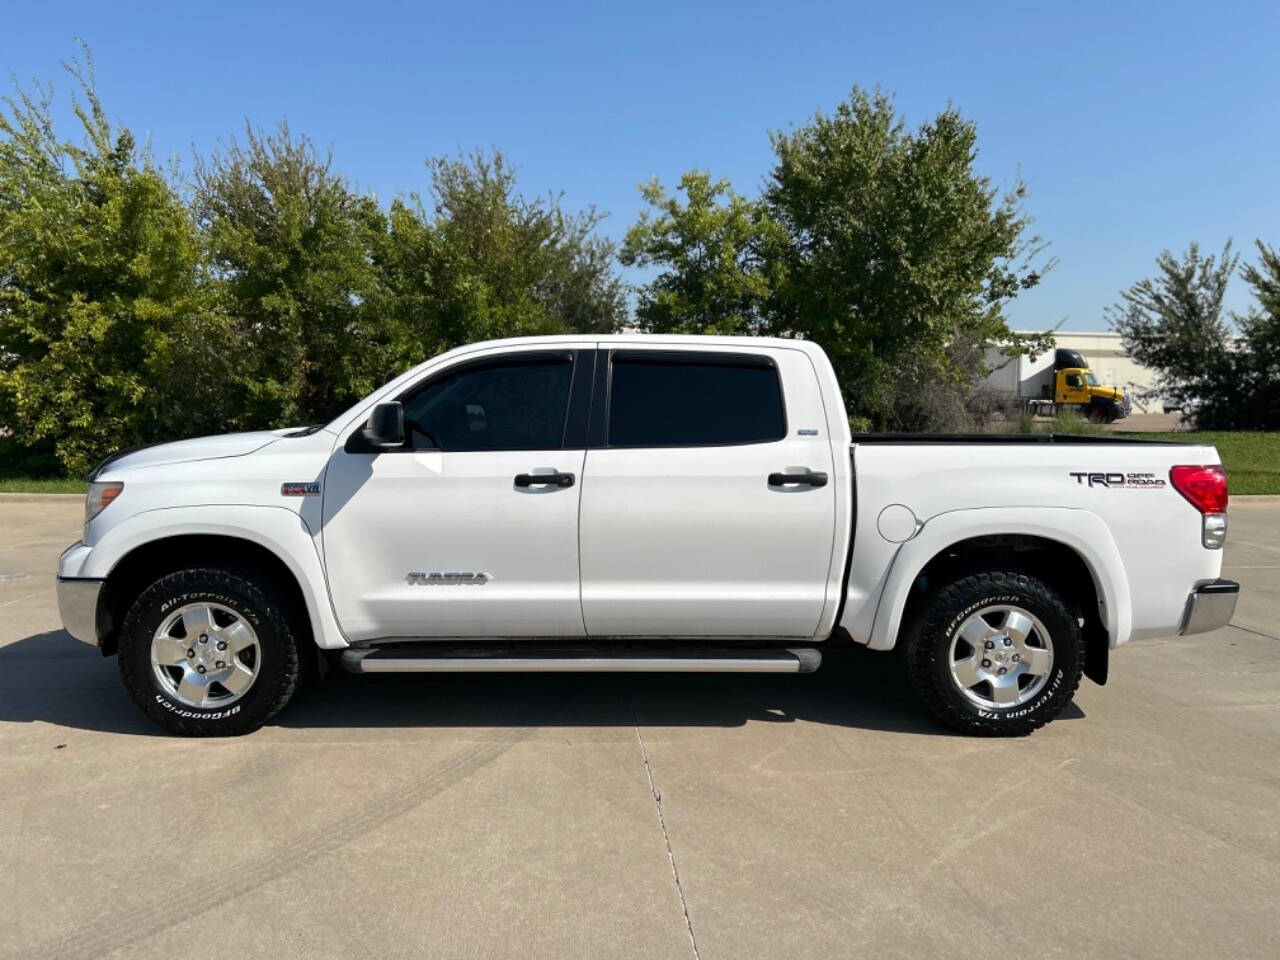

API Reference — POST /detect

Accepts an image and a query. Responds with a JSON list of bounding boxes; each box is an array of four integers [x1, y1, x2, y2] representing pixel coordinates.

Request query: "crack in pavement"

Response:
[[1228, 622, 1280, 643], [631, 695, 701, 960]]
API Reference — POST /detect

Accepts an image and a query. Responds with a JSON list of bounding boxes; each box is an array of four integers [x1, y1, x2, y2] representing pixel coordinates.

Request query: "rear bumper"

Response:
[[1179, 579, 1240, 635], [57, 576, 106, 648]]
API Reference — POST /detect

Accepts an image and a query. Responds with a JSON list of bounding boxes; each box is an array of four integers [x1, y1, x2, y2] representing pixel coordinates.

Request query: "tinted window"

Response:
[[401, 356, 573, 451], [608, 355, 786, 447]]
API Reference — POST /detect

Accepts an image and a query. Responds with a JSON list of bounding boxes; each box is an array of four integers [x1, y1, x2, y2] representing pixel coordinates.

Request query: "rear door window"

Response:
[[607, 353, 786, 447]]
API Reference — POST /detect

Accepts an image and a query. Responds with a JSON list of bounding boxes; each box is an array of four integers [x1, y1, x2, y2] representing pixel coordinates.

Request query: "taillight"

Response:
[[1170, 465, 1228, 548], [1171, 465, 1228, 513]]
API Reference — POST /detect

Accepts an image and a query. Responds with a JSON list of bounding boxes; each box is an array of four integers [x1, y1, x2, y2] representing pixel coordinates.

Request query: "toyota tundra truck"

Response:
[[56, 335, 1240, 736]]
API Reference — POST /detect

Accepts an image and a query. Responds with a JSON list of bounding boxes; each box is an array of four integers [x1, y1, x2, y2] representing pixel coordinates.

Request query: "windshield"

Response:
[[1084, 372, 1099, 386]]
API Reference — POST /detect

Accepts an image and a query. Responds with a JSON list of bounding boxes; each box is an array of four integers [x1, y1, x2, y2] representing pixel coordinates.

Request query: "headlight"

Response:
[[85, 481, 124, 524]]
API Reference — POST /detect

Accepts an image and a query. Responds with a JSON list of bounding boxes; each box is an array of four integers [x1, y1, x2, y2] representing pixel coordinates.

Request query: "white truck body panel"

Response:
[[323, 444, 590, 640], [840, 441, 1222, 649]]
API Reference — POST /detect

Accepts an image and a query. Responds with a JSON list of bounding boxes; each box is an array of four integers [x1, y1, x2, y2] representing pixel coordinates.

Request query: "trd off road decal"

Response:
[[1070, 471, 1166, 489]]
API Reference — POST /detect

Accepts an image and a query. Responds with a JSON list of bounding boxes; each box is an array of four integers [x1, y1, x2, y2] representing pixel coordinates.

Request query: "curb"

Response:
[[0, 492, 85, 502]]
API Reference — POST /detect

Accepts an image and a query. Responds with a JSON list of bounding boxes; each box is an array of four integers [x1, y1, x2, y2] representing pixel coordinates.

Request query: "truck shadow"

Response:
[[0, 631, 1083, 737]]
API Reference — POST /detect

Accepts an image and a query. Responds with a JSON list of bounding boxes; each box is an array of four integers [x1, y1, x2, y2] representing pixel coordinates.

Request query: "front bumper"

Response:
[[1179, 579, 1240, 635], [56, 576, 105, 648]]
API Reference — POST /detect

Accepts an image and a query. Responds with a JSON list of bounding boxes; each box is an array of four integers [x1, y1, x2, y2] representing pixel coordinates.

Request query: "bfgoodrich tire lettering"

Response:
[[903, 569, 1084, 736], [117, 567, 301, 736]]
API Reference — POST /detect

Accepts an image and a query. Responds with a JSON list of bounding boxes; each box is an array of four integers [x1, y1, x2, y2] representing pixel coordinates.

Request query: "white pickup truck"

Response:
[[57, 335, 1239, 737]]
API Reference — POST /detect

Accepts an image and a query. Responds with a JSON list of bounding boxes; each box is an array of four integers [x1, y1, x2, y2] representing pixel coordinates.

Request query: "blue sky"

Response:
[[5, 0, 1278, 330]]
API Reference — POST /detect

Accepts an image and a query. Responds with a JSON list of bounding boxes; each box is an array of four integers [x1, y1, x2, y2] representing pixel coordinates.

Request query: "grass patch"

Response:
[[0, 476, 89, 494], [994, 409, 1112, 438], [1130, 431, 1280, 495]]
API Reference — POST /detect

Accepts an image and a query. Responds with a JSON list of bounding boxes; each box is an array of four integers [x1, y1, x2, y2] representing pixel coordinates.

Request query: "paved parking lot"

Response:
[[2, 495, 1278, 960]]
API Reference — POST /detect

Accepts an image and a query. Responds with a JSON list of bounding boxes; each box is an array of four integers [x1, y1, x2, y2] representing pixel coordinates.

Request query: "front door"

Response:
[[322, 347, 592, 642], [578, 346, 837, 638], [1058, 371, 1089, 404]]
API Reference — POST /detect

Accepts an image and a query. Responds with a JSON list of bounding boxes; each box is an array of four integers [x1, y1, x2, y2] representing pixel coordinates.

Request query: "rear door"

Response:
[[578, 345, 837, 638]]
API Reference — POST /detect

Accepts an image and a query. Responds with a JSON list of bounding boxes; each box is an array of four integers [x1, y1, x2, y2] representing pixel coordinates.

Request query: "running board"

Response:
[[341, 645, 822, 674]]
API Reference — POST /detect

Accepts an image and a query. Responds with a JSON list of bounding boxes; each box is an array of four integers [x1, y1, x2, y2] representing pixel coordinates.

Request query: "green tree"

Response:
[[624, 88, 1049, 430], [355, 150, 630, 405], [1109, 240, 1280, 429], [0, 56, 221, 475], [1229, 241, 1280, 427], [765, 89, 1048, 429], [1241, 240, 1280, 320], [1106, 242, 1238, 425], [195, 143, 626, 430], [621, 172, 784, 335], [194, 124, 390, 427], [361, 197, 446, 376], [420, 150, 626, 347]]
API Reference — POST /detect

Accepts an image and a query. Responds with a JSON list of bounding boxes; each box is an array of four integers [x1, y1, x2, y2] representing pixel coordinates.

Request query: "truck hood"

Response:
[[94, 429, 294, 476], [1092, 386, 1123, 401]]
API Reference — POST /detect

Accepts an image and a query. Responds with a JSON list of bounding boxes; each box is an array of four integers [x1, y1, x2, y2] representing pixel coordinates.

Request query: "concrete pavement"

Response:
[[1, 495, 1277, 959]]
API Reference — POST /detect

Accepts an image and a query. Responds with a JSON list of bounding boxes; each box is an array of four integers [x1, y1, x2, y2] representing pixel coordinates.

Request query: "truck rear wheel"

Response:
[[117, 567, 302, 736], [902, 569, 1084, 736]]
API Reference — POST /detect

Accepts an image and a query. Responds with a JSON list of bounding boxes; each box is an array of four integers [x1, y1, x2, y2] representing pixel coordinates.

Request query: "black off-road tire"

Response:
[[117, 567, 302, 736], [902, 569, 1084, 736], [1088, 402, 1120, 424]]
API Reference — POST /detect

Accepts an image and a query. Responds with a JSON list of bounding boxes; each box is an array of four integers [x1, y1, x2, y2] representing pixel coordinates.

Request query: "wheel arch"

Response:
[[866, 507, 1130, 685], [87, 506, 347, 655]]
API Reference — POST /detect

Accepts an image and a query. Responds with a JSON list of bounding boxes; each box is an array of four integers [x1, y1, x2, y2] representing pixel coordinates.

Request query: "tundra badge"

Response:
[[406, 571, 492, 585]]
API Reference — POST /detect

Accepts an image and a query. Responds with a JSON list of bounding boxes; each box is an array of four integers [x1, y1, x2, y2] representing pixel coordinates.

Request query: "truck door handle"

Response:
[[768, 470, 828, 488], [514, 472, 575, 488]]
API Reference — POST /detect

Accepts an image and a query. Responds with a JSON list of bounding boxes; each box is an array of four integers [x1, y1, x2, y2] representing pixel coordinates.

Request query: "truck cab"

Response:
[[1052, 349, 1130, 422]]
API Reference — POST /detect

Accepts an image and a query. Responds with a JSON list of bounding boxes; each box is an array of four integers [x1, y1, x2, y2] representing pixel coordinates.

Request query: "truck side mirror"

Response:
[[362, 402, 405, 449]]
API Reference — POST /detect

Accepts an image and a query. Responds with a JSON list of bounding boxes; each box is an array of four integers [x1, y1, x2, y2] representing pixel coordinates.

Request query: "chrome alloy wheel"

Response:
[[947, 604, 1054, 710], [151, 603, 261, 709]]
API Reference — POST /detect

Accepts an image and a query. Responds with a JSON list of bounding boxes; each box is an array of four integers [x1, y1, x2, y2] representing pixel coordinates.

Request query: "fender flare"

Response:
[[80, 504, 349, 650], [866, 506, 1131, 652]]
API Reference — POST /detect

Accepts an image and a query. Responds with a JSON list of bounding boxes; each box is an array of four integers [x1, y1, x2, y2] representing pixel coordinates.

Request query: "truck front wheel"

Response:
[[1088, 402, 1119, 424], [902, 569, 1084, 736], [117, 567, 302, 736]]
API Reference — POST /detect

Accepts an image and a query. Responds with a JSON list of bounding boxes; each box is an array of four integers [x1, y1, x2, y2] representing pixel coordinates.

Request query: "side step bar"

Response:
[[341, 646, 822, 675]]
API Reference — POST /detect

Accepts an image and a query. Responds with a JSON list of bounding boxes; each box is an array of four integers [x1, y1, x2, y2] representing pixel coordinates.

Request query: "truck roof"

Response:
[[436, 332, 820, 353]]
